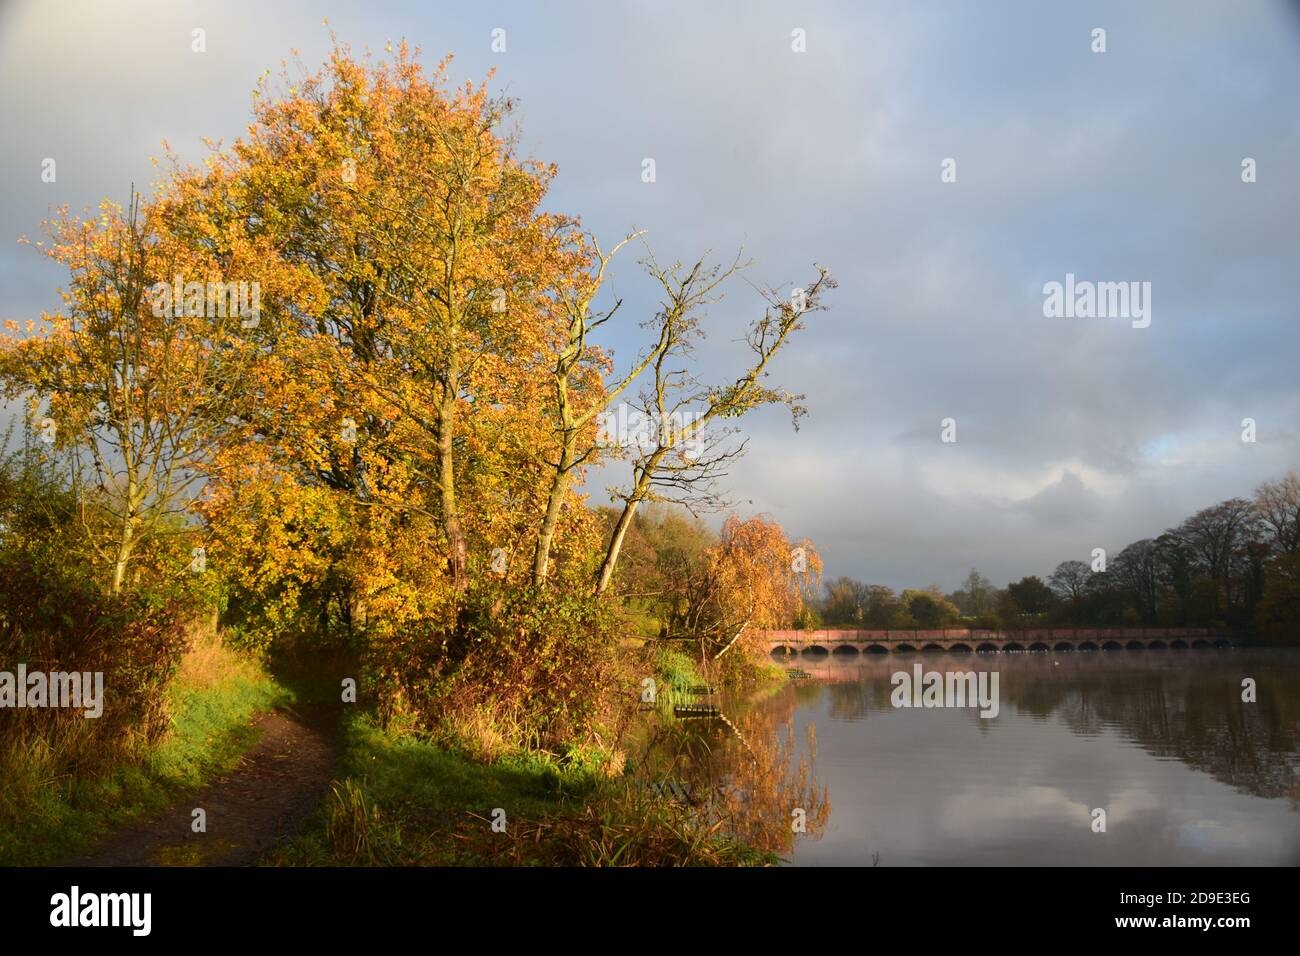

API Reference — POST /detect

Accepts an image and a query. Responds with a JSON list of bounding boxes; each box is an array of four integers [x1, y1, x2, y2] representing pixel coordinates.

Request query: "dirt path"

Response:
[[71, 706, 338, 867]]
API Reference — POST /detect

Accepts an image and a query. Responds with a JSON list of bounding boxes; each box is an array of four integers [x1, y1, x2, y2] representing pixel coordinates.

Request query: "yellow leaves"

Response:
[[708, 514, 821, 631]]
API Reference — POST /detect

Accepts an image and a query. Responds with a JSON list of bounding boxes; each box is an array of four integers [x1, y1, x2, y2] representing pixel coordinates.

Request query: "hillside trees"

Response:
[[822, 576, 870, 626], [947, 568, 996, 618], [1254, 472, 1300, 640], [1254, 472, 1300, 554]]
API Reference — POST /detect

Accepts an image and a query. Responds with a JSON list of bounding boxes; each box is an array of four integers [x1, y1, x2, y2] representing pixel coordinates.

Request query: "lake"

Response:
[[675, 648, 1300, 866]]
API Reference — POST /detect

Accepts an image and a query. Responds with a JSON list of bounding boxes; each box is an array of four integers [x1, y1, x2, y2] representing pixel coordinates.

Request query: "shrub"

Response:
[[365, 583, 631, 754], [0, 546, 198, 776]]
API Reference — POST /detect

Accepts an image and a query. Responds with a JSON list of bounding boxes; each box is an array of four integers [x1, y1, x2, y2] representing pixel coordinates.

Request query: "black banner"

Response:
[[0, 865, 1286, 942]]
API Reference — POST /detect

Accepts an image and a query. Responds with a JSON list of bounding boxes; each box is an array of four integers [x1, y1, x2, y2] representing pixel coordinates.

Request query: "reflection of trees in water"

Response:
[[633, 686, 830, 859], [1019, 658, 1300, 801], [778, 653, 1300, 802]]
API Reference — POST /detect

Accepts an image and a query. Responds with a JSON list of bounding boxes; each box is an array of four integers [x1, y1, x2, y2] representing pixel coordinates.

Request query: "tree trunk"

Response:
[[532, 435, 577, 585], [437, 374, 467, 593], [595, 496, 640, 596], [595, 449, 668, 596], [111, 520, 135, 595]]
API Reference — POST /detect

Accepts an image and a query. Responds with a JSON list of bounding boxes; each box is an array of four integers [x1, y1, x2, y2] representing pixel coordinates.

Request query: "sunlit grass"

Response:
[[0, 631, 290, 865], [267, 712, 778, 867]]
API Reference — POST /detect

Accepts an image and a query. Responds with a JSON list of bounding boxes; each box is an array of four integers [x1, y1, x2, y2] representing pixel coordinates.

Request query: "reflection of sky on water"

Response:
[[769, 651, 1300, 866]]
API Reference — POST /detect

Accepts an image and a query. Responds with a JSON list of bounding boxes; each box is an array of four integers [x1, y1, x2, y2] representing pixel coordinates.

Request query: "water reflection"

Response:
[[648, 648, 1300, 865], [634, 684, 830, 861]]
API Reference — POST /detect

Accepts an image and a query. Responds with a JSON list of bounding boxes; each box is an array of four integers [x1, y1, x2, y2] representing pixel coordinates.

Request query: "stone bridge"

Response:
[[761, 627, 1229, 655]]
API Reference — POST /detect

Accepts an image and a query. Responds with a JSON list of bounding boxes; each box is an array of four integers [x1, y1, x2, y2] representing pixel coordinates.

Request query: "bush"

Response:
[[0, 546, 198, 775], [365, 583, 632, 754]]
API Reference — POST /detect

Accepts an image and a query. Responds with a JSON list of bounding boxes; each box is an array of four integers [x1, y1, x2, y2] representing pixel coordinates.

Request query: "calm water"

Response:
[[699, 649, 1300, 865]]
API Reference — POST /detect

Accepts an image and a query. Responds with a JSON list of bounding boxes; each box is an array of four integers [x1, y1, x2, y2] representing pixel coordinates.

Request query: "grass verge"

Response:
[[0, 630, 292, 865], [265, 711, 776, 867]]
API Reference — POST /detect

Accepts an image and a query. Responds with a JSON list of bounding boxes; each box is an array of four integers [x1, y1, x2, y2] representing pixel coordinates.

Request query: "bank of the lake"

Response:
[[265, 648, 789, 866]]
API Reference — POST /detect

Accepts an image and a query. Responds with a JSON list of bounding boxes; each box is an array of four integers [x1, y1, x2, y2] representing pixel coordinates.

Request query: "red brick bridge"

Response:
[[761, 627, 1228, 655]]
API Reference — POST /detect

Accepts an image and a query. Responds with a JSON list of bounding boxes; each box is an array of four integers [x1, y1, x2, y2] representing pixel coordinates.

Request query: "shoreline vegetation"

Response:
[[2, 632, 811, 867], [0, 38, 1295, 867]]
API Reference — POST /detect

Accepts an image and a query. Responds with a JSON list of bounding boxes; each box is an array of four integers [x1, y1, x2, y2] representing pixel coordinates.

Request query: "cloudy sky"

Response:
[[2, 0, 1298, 590]]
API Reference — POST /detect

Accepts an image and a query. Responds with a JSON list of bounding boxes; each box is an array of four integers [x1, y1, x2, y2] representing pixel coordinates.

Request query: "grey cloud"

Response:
[[2, 0, 1297, 591]]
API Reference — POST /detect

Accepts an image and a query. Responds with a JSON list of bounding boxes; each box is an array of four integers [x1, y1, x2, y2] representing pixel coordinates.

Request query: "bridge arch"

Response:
[[761, 629, 1220, 657]]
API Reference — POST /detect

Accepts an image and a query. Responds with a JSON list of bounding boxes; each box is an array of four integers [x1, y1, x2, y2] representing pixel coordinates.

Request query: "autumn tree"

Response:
[[705, 514, 822, 660], [594, 253, 835, 595], [0, 192, 255, 592], [182, 42, 597, 613]]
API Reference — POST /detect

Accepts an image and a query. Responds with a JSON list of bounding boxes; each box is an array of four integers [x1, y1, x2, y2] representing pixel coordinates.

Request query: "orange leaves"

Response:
[[185, 42, 610, 597], [708, 514, 822, 632], [0, 191, 262, 589]]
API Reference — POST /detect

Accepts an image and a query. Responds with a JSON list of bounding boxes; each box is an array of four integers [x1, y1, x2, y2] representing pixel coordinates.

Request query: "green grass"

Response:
[[264, 715, 599, 865], [655, 647, 701, 692], [267, 710, 777, 867], [0, 635, 291, 866]]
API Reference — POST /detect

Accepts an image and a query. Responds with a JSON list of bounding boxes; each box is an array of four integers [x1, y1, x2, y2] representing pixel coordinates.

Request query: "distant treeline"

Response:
[[817, 471, 1300, 641]]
